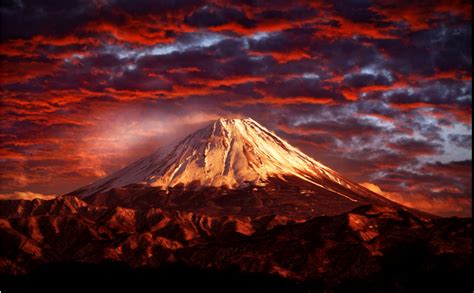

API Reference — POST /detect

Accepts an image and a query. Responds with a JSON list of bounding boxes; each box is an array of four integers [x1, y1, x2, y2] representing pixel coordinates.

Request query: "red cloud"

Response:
[[372, 0, 472, 31], [0, 59, 61, 84]]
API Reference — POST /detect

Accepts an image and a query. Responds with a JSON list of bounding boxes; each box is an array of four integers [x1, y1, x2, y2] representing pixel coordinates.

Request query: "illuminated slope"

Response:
[[71, 118, 384, 202]]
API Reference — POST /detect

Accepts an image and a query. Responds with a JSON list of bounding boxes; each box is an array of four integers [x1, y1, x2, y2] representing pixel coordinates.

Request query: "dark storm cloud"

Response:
[[414, 123, 444, 142], [388, 137, 443, 156], [294, 117, 384, 137], [86, 53, 122, 68], [310, 38, 381, 72], [332, 0, 383, 23], [184, 4, 255, 28], [374, 168, 469, 195], [0, 0, 96, 40], [343, 72, 393, 88], [411, 24, 472, 73], [375, 24, 472, 75], [382, 79, 471, 107], [137, 48, 215, 72], [284, 113, 385, 138], [257, 77, 344, 100], [448, 134, 472, 149], [110, 69, 172, 92], [135, 38, 276, 84], [218, 54, 275, 77], [354, 100, 398, 118], [422, 160, 472, 179], [374, 159, 472, 212], [248, 30, 311, 53], [112, 0, 203, 14], [255, 6, 319, 23]]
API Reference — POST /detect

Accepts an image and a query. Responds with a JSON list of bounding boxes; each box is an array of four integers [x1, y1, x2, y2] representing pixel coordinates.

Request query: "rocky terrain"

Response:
[[0, 196, 471, 292]]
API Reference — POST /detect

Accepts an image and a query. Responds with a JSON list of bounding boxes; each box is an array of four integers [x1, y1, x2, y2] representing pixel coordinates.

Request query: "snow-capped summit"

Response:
[[71, 117, 383, 202]]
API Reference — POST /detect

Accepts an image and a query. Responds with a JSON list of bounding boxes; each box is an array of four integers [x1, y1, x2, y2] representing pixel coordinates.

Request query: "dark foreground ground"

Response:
[[0, 259, 472, 293], [1, 196, 472, 293]]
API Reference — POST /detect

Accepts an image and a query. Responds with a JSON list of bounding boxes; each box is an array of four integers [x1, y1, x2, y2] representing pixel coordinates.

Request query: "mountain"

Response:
[[73, 117, 369, 195], [1, 117, 471, 292], [69, 117, 409, 218]]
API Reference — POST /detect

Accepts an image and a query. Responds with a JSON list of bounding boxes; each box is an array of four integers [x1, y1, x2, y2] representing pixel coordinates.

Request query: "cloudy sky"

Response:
[[0, 0, 471, 216]]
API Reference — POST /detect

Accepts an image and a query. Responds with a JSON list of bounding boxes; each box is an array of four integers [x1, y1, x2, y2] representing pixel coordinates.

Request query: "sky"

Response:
[[0, 0, 471, 216]]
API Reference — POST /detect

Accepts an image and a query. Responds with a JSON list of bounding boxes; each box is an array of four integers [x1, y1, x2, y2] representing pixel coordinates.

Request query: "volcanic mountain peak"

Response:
[[71, 117, 375, 200]]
